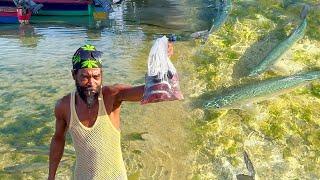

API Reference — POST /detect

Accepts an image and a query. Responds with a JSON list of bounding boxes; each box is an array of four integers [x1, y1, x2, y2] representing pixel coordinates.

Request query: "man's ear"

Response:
[[71, 69, 76, 80]]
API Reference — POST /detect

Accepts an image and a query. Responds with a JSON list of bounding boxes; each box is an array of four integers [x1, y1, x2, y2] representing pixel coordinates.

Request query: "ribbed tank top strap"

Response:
[[97, 92, 105, 116], [68, 91, 76, 131], [98, 91, 121, 134]]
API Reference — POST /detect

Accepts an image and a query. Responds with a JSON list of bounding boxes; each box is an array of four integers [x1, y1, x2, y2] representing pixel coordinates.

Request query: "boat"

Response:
[[0, 6, 31, 24], [0, 6, 18, 23], [0, 0, 110, 24], [0, 0, 95, 16]]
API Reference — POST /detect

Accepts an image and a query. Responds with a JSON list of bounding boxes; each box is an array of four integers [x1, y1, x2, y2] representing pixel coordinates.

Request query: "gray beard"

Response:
[[76, 83, 101, 109], [86, 91, 97, 109]]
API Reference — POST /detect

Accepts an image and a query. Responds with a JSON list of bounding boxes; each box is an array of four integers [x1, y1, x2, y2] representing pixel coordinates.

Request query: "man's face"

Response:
[[73, 68, 102, 108]]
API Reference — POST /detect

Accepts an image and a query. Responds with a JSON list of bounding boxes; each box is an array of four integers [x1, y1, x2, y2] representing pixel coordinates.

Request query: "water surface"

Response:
[[0, 0, 213, 179]]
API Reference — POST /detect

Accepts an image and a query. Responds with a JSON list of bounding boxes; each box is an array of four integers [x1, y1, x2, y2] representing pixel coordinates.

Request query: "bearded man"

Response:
[[48, 44, 146, 180]]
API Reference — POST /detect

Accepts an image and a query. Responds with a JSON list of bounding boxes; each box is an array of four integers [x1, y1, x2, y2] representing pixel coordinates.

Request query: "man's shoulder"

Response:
[[55, 93, 71, 113], [102, 84, 122, 96]]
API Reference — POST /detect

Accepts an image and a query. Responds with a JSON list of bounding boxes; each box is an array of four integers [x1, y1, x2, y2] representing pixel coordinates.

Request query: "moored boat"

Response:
[[0, 0, 94, 16], [0, 6, 18, 23], [0, 6, 31, 24]]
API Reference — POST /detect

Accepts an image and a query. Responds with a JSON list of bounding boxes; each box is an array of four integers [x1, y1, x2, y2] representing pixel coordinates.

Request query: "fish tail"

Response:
[[300, 4, 310, 19], [288, 17, 307, 44], [301, 71, 320, 81]]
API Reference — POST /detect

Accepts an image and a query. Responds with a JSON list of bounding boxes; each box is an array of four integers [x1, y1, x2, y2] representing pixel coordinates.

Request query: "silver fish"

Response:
[[205, 71, 320, 109], [191, 0, 232, 39], [208, 0, 232, 34], [248, 6, 308, 77]]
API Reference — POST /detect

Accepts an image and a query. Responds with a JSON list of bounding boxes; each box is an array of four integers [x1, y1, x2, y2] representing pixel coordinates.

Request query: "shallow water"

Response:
[[190, 0, 320, 179], [0, 0, 215, 179], [2, 0, 319, 179]]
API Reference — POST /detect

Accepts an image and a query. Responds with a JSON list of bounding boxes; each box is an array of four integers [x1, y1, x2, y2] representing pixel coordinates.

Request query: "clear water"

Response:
[[1, 0, 320, 179], [0, 0, 213, 179], [190, 0, 320, 179]]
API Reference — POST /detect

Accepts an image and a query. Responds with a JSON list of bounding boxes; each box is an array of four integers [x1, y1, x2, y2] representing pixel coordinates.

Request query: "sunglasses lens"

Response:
[[77, 49, 89, 59], [92, 51, 103, 59], [77, 49, 103, 61]]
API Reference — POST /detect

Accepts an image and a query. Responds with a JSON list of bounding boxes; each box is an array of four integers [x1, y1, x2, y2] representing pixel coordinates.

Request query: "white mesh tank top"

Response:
[[68, 91, 127, 180]]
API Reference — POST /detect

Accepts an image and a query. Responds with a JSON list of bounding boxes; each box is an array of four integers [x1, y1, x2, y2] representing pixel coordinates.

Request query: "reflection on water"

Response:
[[0, 0, 213, 179], [0, 24, 42, 48]]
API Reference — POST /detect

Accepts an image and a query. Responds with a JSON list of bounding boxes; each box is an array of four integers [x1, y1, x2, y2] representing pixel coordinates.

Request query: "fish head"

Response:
[[205, 95, 249, 110], [204, 97, 228, 109], [204, 101, 222, 109], [248, 70, 260, 77]]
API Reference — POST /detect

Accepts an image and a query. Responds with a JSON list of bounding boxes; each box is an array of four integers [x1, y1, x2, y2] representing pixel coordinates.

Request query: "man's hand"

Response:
[[168, 41, 174, 58]]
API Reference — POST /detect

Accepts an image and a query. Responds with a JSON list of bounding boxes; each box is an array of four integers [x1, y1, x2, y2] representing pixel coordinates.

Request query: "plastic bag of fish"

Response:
[[141, 36, 184, 104]]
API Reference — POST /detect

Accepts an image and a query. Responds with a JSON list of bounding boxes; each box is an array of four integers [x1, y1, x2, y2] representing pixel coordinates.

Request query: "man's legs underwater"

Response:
[[94, 0, 114, 13]]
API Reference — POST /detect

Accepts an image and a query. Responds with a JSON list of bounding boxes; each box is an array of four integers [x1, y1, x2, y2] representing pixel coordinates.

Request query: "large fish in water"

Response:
[[205, 70, 320, 109], [208, 0, 232, 34], [191, 0, 232, 39], [248, 6, 309, 77]]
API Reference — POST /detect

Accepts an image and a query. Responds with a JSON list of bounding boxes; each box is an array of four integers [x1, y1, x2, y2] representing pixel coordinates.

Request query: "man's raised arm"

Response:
[[114, 84, 145, 102]]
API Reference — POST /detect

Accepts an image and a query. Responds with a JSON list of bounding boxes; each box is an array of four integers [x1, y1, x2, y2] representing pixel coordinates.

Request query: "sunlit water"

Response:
[[0, 0, 215, 179], [2, 0, 319, 179]]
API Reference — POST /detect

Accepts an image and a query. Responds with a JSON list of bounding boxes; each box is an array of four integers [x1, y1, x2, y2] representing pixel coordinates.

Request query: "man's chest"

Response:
[[66, 99, 120, 129]]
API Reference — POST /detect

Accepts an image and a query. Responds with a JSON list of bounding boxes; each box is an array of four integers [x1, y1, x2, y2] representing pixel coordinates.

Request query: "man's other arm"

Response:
[[48, 99, 68, 180]]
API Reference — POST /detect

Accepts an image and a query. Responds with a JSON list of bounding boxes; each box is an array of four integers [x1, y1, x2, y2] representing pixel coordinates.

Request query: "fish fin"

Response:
[[239, 103, 260, 114], [269, 65, 288, 75], [191, 30, 209, 39], [305, 83, 313, 90]]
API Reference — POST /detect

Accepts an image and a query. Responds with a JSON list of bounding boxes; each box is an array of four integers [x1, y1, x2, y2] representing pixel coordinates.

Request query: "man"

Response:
[[13, 0, 43, 14], [94, 0, 125, 13], [48, 38, 175, 179]]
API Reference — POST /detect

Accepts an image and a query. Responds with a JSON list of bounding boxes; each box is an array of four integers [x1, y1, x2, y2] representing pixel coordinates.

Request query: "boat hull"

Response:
[[0, 7, 32, 24], [0, 0, 93, 16], [0, 7, 18, 23], [35, 0, 92, 16], [0, 15, 18, 24]]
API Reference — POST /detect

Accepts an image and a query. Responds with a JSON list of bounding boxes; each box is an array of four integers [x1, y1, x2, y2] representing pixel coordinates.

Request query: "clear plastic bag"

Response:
[[141, 36, 184, 105]]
